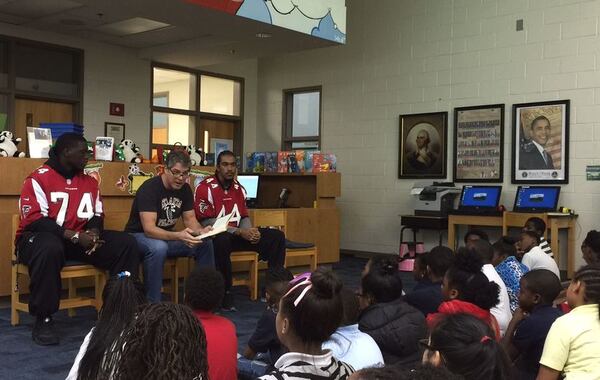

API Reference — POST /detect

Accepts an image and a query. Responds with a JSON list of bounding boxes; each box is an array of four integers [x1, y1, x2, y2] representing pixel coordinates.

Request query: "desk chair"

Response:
[[11, 214, 107, 326]]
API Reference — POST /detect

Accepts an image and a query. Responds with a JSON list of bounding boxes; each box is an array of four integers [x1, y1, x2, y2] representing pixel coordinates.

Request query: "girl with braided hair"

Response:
[[100, 302, 209, 380], [422, 313, 513, 380], [538, 264, 600, 380], [357, 255, 426, 367], [259, 268, 354, 379], [426, 248, 501, 339], [67, 272, 146, 380]]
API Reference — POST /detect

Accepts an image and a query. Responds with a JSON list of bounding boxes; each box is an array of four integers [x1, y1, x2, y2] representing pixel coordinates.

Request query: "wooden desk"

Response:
[[448, 213, 578, 278]]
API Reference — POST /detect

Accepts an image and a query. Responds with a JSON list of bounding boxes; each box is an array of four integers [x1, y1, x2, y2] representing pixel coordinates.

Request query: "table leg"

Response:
[[550, 221, 559, 268], [568, 220, 576, 279], [448, 220, 456, 251]]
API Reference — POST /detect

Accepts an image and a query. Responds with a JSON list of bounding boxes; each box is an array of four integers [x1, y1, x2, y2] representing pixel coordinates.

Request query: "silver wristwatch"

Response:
[[70, 232, 80, 244]]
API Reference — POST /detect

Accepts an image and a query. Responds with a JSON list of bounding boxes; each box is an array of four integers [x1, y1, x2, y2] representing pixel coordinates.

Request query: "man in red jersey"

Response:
[[16, 133, 140, 346], [195, 151, 286, 310]]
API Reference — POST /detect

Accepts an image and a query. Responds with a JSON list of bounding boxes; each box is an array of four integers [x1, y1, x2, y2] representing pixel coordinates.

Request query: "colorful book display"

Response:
[[245, 150, 336, 173]]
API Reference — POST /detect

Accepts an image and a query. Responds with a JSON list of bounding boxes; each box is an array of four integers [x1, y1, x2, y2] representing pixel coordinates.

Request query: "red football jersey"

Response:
[[194, 176, 248, 227], [16, 165, 104, 241]]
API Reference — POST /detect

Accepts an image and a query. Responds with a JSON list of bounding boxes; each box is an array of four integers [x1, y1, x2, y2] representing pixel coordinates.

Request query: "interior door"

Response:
[[15, 98, 74, 153]]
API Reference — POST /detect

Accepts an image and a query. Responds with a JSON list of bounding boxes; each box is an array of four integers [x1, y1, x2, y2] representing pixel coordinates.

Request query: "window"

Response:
[[151, 63, 243, 162], [282, 87, 321, 150]]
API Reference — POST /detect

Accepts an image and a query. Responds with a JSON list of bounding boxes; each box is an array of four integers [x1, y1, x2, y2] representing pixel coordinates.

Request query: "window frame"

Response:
[[150, 61, 244, 160], [282, 86, 322, 151]]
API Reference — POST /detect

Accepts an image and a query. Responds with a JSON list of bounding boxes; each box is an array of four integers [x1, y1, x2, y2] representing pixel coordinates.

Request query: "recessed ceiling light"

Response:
[[97, 17, 170, 37], [255, 32, 272, 38]]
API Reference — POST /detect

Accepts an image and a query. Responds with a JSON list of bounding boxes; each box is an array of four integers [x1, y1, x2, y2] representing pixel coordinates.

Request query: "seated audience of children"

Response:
[[518, 231, 560, 278], [67, 272, 146, 380], [99, 303, 209, 380], [538, 264, 600, 380], [502, 269, 563, 380], [259, 269, 355, 379], [405, 246, 454, 316], [523, 217, 554, 257], [357, 255, 426, 367], [469, 240, 512, 336], [238, 267, 294, 379], [323, 288, 384, 370], [349, 364, 463, 380], [427, 249, 501, 339], [464, 228, 490, 247], [581, 230, 600, 265], [423, 313, 513, 380], [492, 237, 529, 313], [185, 267, 237, 380]]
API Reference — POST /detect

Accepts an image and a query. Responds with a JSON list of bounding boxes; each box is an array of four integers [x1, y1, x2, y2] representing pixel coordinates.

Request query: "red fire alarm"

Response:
[[110, 102, 125, 116]]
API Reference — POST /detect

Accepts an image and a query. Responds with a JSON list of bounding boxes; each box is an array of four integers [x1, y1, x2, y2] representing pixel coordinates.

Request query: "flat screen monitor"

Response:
[[237, 174, 260, 201], [459, 185, 502, 209], [513, 186, 561, 212]]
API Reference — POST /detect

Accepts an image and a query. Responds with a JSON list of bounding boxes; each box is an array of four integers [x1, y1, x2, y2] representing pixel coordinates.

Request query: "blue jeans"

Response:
[[132, 233, 215, 303], [237, 352, 272, 379]]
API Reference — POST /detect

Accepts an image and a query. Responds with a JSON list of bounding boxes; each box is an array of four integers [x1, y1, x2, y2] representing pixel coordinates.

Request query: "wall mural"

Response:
[[187, 0, 346, 44]]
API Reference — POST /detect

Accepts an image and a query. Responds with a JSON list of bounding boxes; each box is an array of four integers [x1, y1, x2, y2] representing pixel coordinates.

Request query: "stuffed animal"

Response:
[[0, 131, 26, 158], [186, 145, 204, 166], [118, 139, 142, 163]]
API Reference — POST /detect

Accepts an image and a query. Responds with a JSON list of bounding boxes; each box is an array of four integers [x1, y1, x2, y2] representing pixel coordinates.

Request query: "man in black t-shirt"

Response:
[[125, 151, 214, 302]]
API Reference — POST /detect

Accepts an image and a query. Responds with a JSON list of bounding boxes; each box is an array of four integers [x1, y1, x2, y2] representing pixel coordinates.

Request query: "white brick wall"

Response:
[[252, 0, 600, 270]]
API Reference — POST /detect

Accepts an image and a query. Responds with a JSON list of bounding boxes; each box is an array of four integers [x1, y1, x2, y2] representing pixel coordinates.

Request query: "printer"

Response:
[[411, 182, 461, 217]]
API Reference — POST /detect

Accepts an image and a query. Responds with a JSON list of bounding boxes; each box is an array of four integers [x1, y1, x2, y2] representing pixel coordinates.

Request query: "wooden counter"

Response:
[[0, 158, 341, 296]]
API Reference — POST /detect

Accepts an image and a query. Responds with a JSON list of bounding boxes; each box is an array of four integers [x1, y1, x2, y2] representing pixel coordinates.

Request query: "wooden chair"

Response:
[[11, 214, 107, 326], [231, 251, 259, 301], [104, 212, 184, 303], [253, 210, 318, 271]]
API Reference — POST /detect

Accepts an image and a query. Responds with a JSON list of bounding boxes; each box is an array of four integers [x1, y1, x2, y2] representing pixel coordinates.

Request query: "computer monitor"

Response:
[[237, 174, 260, 206], [513, 186, 561, 213], [459, 185, 502, 209]]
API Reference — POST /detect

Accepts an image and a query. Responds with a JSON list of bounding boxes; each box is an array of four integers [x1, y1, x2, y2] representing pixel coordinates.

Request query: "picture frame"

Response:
[[398, 112, 448, 179], [104, 122, 125, 142], [453, 104, 505, 183], [211, 138, 233, 159], [512, 100, 570, 184]]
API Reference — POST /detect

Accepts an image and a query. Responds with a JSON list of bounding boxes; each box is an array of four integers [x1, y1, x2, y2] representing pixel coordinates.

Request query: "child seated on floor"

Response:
[[259, 268, 355, 379], [537, 265, 600, 380], [519, 231, 560, 278], [238, 267, 294, 379], [523, 217, 554, 257], [492, 236, 529, 313], [358, 255, 426, 367], [66, 271, 146, 380], [323, 287, 384, 370], [427, 248, 501, 339], [502, 269, 563, 380], [405, 246, 454, 316], [185, 267, 237, 380], [582, 230, 600, 265]]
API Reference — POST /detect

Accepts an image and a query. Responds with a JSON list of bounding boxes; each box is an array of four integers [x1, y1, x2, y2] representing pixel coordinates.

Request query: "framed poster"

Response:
[[512, 100, 569, 184], [453, 104, 504, 182], [104, 122, 125, 142], [211, 138, 233, 160], [399, 112, 447, 179]]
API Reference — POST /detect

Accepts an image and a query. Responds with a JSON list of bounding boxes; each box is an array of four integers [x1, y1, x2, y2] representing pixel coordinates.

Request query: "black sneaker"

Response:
[[221, 291, 237, 312], [32, 316, 59, 346]]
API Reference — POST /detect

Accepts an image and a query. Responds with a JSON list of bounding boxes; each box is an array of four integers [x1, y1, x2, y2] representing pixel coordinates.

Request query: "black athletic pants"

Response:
[[17, 230, 140, 318], [212, 228, 286, 290]]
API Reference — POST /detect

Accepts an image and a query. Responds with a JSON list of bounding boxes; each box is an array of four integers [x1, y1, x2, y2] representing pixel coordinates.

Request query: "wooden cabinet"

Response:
[[0, 158, 341, 295]]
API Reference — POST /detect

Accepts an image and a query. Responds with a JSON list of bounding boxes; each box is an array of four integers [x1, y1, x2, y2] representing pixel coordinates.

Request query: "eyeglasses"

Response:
[[168, 168, 190, 178]]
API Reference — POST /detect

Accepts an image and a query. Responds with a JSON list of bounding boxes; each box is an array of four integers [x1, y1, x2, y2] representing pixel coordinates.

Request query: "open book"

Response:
[[195, 212, 233, 240]]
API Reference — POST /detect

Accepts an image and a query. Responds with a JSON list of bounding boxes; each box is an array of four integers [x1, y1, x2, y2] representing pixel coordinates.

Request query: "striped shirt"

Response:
[[259, 350, 354, 380], [540, 237, 554, 258]]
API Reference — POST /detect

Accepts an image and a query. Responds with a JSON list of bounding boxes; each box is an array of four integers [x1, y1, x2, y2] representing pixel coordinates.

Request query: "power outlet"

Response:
[[516, 19, 524, 31]]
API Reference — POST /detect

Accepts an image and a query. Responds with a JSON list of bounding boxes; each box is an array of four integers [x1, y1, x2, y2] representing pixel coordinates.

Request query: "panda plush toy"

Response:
[[118, 139, 142, 163], [0, 131, 26, 158], [186, 145, 204, 166]]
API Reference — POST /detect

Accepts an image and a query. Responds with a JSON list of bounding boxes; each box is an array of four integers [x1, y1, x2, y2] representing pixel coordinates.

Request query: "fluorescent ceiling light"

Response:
[[97, 17, 170, 36]]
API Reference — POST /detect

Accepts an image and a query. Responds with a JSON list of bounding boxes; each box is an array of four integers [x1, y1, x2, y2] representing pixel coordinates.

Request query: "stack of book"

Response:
[[246, 151, 337, 173]]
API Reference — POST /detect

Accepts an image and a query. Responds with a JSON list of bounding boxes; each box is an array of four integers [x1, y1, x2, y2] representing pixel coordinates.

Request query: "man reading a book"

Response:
[[194, 150, 286, 311], [125, 150, 214, 303]]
